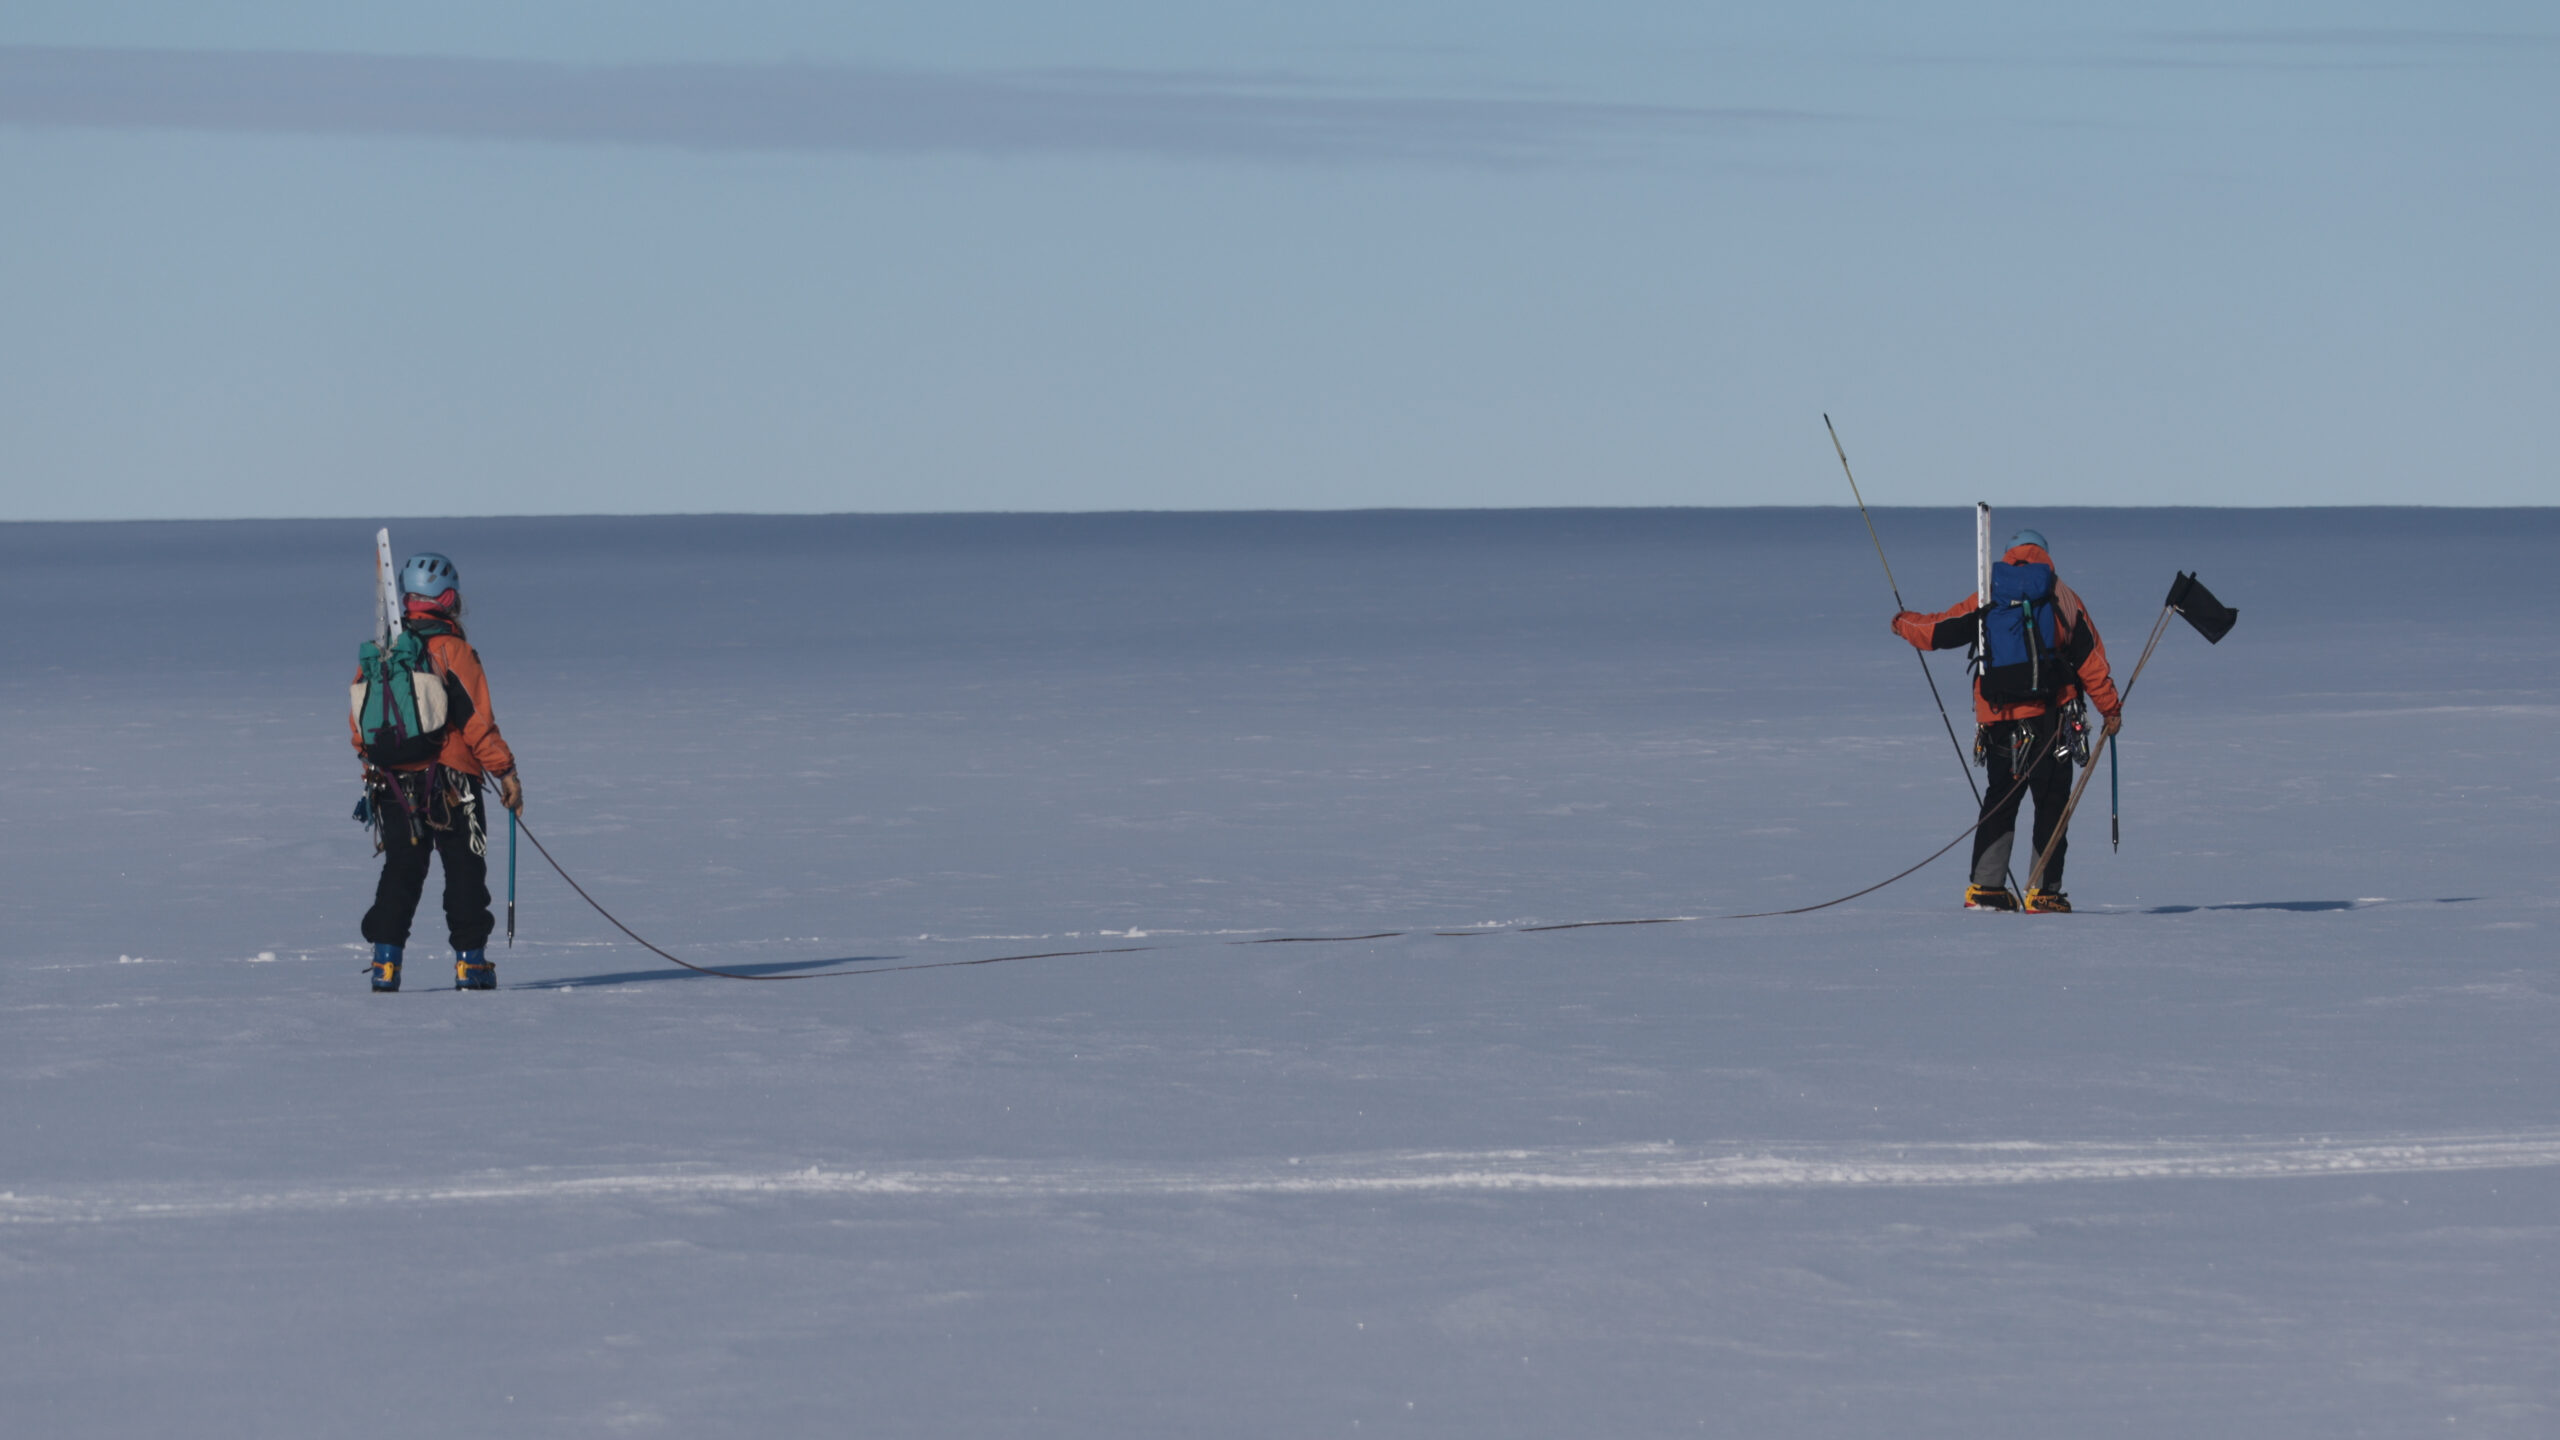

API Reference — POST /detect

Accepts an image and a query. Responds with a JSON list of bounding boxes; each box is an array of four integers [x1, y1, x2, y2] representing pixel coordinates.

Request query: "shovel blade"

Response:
[[2166, 571, 2237, 644]]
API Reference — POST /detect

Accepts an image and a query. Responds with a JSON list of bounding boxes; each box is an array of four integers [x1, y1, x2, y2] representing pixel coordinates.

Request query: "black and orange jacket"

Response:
[[1892, 543, 2122, 724], [347, 617, 517, 778]]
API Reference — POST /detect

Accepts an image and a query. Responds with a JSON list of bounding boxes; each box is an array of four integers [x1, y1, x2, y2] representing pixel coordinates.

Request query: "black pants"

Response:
[[1971, 713, 2075, 892], [361, 775, 493, 952]]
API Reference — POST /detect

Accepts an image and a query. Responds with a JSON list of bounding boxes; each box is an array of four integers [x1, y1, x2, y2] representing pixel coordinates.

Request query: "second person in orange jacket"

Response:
[[353, 551, 523, 991]]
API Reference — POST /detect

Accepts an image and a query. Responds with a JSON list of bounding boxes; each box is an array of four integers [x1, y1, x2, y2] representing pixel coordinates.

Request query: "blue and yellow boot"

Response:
[[370, 943, 402, 992], [2023, 889, 2073, 914], [455, 949, 496, 991], [1963, 885, 2019, 912]]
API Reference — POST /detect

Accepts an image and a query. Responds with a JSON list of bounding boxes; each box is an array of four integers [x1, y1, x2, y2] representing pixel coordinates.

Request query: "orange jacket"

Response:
[[1893, 543, 2122, 724], [349, 625, 518, 778]]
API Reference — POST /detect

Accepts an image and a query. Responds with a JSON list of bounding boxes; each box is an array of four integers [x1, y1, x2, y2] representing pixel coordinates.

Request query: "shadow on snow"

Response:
[[2141, 897, 2481, 915]]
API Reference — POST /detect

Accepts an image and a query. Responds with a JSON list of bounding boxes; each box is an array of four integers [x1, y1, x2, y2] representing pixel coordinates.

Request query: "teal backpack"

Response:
[[352, 629, 453, 767]]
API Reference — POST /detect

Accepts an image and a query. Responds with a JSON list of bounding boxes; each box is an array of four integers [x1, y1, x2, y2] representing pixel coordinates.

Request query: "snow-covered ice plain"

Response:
[[3, 507, 2555, 1437]]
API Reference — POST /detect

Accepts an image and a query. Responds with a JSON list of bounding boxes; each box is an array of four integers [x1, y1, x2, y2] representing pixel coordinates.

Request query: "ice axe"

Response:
[[2026, 572, 2237, 895]]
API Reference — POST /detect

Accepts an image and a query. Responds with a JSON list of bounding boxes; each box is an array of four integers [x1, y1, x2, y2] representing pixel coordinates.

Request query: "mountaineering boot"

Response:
[[455, 949, 496, 991], [2023, 889, 2073, 914], [1964, 885, 2019, 912], [370, 943, 403, 992]]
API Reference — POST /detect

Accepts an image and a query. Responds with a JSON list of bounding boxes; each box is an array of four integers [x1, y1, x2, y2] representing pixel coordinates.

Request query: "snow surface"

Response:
[[3, 508, 2555, 1438]]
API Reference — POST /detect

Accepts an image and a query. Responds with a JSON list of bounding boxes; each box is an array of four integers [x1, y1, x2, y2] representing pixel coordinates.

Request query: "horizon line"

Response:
[[7, 502, 2554, 526]]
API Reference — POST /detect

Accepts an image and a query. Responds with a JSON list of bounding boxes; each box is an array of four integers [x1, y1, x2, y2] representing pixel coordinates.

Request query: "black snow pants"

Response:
[[361, 771, 494, 952], [1971, 712, 2076, 892]]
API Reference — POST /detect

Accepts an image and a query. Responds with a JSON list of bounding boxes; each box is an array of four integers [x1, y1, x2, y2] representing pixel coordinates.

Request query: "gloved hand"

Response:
[[2101, 711, 2122, 738], [1889, 611, 1913, 635], [498, 772, 524, 814]]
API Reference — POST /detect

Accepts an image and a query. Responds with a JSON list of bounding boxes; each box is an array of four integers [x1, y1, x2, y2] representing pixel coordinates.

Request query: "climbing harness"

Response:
[[354, 765, 485, 856]]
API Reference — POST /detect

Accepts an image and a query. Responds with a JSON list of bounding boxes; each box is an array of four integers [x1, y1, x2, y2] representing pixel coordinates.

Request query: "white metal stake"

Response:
[[1975, 502, 1991, 646], [374, 528, 396, 651]]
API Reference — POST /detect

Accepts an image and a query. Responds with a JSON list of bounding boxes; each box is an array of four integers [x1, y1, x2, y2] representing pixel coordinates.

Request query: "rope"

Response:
[[506, 717, 2064, 982], [513, 816, 1164, 981], [507, 605, 2182, 982]]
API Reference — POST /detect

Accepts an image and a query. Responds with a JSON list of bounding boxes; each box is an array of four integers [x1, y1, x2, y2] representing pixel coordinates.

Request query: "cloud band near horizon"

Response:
[[0, 45, 1820, 164]]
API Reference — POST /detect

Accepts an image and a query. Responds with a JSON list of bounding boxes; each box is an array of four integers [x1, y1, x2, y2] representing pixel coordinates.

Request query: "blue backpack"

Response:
[[1979, 561, 2062, 705]]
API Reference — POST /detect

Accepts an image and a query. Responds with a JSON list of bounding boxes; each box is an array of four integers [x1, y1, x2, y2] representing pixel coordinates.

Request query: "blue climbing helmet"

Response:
[[400, 552, 460, 609], [399, 545, 460, 607], [2007, 528, 2049, 554]]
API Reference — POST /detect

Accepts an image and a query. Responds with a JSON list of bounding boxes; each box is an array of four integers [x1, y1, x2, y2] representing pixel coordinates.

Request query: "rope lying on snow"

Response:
[[511, 744, 2051, 982], [514, 606, 2177, 983], [512, 819, 1159, 982]]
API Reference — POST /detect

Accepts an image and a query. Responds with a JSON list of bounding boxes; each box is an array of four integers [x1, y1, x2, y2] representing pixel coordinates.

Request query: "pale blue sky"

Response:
[[4, 3, 2553, 517]]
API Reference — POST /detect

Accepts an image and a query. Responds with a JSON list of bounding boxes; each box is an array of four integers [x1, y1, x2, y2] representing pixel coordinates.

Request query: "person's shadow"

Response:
[[512, 956, 902, 988], [2142, 897, 2480, 915]]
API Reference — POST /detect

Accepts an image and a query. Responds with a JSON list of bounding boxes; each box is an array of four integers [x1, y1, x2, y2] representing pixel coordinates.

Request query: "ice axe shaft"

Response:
[[2110, 740, 2120, 852], [506, 805, 518, 948]]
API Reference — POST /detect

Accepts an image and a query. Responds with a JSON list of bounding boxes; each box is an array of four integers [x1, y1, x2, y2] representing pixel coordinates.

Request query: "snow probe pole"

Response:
[[1824, 416, 1983, 810], [506, 806, 517, 948]]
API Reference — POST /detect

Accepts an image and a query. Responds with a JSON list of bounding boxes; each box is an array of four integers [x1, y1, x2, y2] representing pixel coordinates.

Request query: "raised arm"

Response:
[[1892, 593, 1983, 652]]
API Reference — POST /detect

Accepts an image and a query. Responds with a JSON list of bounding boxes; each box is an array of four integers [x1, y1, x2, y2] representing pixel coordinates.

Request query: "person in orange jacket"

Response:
[[352, 552, 523, 990], [1892, 529, 2121, 913]]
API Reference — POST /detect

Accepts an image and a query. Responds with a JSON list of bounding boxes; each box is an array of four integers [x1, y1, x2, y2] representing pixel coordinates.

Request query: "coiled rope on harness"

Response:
[[512, 604, 2177, 982]]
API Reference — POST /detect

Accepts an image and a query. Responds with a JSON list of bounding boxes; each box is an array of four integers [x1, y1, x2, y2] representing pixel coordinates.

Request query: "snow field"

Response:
[[2, 509, 2555, 1437]]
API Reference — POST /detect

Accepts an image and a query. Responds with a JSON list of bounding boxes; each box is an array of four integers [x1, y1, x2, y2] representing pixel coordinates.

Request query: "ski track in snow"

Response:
[[11, 1132, 2560, 1225]]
